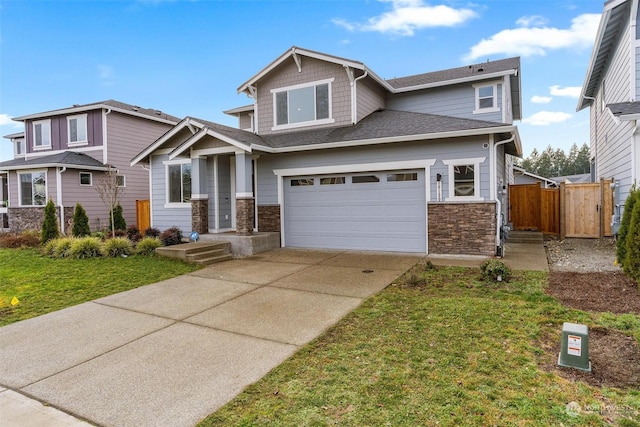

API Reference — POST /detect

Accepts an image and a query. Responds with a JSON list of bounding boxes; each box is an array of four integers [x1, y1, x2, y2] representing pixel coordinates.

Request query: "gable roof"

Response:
[[0, 151, 109, 171], [577, 0, 631, 111], [13, 100, 181, 125]]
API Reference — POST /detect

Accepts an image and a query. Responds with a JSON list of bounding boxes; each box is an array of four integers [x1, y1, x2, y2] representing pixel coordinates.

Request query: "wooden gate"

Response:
[[561, 179, 613, 238], [136, 199, 150, 232], [509, 183, 541, 231]]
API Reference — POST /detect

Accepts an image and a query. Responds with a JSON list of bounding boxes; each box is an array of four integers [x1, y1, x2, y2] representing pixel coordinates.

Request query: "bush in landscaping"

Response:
[[0, 231, 41, 248], [144, 227, 161, 238], [68, 237, 102, 259], [480, 258, 510, 282], [623, 195, 640, 282], [126, 226, 142, 242], [159, 226, 183, 246], [617, 185, 638, 264], [102, 237, 133, 258], [403, 270, 426, 287], [136, 236, 162, 255], [49, 237, 76, 258], [41, 199, 59, 243], [108, 204, 126, 232], [72, 203, 91, 237], [113, 229, 127, 238], [91, 231, 108, 240]]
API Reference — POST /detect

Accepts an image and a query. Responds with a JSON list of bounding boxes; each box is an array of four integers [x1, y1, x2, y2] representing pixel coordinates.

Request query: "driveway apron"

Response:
[[0, 249, 421, 427]]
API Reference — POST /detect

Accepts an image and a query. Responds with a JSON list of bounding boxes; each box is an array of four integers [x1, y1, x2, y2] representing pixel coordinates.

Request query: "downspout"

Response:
[[345, 66, 368, 124], [493, 133, 515, 254], [57, 167, 66, 234], [103, 108, 112, 164], [582, 95, 597, 179]]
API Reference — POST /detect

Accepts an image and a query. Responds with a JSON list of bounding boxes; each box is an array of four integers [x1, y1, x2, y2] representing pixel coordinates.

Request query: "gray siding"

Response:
[[238, 112, 253, 131], [256, 57, 353, 135], [387, 83, 503, 123], [256, 136, 492, 205], [636, 46, 640, 100], [60, 169, 114, 231], [357, 76, 386, 121], [149, 154, 192, 233]]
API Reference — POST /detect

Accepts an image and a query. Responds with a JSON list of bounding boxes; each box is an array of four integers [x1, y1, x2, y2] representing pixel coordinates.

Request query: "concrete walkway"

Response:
[[0, 249, 422, 427]]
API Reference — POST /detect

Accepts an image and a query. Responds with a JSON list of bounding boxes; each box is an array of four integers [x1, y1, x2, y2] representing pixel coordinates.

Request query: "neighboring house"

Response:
[[133, 46, 522, 256], [578, 0, 640, 215], [0, 100, 179, 233], [513, 165, 558, 188]]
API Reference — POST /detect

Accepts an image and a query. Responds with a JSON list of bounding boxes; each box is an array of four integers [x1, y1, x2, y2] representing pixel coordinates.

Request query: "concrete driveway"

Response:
[[0, 249, 421, 427]]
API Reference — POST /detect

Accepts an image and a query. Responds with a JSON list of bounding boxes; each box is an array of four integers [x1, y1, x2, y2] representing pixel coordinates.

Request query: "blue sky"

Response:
[[0, 0, 604, 162]]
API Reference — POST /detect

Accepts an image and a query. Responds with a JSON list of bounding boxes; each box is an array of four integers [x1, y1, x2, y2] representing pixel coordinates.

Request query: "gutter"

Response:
[[56, 166, 66, 234], [492, 133, 515, 254]]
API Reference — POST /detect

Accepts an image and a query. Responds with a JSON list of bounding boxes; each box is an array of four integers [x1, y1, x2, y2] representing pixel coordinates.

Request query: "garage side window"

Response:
[[291, 178, 314, 186], [442, 158, 485, 201]]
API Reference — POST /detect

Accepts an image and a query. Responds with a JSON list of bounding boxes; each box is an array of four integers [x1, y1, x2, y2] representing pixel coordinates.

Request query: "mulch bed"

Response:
[[542, 271, 640, 389]]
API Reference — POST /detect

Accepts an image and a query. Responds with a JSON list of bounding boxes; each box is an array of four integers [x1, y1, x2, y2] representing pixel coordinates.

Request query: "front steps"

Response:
[[507, 230, 544, 244], [156, 242, 232, 265]]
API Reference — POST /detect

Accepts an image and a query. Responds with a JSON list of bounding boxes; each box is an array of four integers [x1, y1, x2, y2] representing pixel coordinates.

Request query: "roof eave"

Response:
[[15, 104, 179, 125], [131, 117, 191, 166], [0, 163, 110, 172], [392, 69, 518, 93]]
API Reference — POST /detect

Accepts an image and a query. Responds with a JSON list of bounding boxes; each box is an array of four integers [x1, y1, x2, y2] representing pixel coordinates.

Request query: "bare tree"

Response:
[[95, 166, 124, 237]]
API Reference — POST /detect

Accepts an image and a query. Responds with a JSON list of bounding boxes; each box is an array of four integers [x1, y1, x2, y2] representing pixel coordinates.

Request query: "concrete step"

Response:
[[156, 242, 232, 264], [192, 253, 234, 266], [508, 230, 544, 244]]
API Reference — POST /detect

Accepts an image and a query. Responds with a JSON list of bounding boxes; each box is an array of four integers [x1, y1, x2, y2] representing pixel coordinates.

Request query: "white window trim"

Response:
[[116, 175, 126, 188], [18, 169, 48, 207], [271, 78, 335, 131], [473, 82, 500, 114], [67, 114, 88, 146], [32, 119, 51, 150], [14, 139, 25, 157], [79, 172, 93, 186], [442, 157, 486, 201], [163, 159, 192, 208]]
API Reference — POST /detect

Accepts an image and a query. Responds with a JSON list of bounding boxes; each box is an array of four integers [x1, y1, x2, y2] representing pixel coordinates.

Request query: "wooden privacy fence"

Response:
[[136, 199, 150, 232], [509, 178, 613, 239]]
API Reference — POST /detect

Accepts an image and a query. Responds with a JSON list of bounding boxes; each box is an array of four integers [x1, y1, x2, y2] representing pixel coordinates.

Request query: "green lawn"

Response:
[[0, 247, 199, 326], [199, 266, 640, 427]]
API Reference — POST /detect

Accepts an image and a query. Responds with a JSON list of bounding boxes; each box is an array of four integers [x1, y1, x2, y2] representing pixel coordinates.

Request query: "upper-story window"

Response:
[[473, 82, 500, 114], [271, 78, 334, 130], [68, 114, 88, 145], [33, 120, 51, 149], [14, 139, 25, 157]]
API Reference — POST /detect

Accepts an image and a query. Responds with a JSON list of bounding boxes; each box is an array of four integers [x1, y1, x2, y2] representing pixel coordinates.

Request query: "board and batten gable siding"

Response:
[[386, 83, 503, 123], [255, 135, 492, 206], [255, 57, 353, 135], [593, 19, 635, 202], [24, 110, 104, 154], [106, 112, 175, 228], [150, 153, 192, 233], [356, 76, 386, 122]]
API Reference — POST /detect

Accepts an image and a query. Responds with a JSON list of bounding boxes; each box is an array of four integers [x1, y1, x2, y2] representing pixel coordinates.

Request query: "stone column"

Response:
[[191, 197, 209, 234], [236, 197, 255, 236], [190, 157, 209, 234]]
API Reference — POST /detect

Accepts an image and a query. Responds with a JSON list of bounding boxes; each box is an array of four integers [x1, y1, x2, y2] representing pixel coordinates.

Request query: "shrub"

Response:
[[144, 227, 161, 238], [623, 195, 640, 282], [0, 231, 41, 248], [480, 258, 510, 282], [72, 203, 91, 237], [126, 226, 142, 243], [617, 185, 638, 264], [41, 199, 59, 243], [109, 204, 126, 232], [403, 270, 426, 287], [159, 226, 183, 246], [51, 237, 76, 258], [91, 231, 108, 240], [68, 237, 103, 259], [102, 237, 133, 258], [136, 236, 162, 255], [113, 229, 127, 238]]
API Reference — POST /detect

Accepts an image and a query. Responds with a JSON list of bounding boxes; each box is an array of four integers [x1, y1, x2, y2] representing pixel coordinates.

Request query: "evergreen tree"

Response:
[[617, 186, 638, 264], [72, 203, 91, 237], [41, 199, 59, 243], [109, 204, 126, 231], [623, 191, 640, 282]]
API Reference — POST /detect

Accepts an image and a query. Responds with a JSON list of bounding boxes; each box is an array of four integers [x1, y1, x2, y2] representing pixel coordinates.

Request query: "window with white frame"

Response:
[[68, 114, 88, 145], [14, 139, 25, 156], [19, 171, 47, 206], [442, 158, 485, 201], [33, 120, 51, 149], [272, 79, 333, 129], [473, 83, 499, 114], [116, 175, 126, 187], [79, 172, 92, 186], [167, 163, 191, 204]]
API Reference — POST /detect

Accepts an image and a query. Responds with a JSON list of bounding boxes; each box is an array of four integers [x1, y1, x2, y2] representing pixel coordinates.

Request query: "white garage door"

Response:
[[284, 170, 426, 253]]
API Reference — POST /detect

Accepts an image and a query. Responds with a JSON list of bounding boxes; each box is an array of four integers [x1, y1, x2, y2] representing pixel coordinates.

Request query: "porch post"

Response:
[[235, 152, 254, 236], [191, 156, 209, 234]]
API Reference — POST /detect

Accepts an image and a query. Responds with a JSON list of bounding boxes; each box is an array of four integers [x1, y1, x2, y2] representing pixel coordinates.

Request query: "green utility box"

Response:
[[558, 322, 591, 372]]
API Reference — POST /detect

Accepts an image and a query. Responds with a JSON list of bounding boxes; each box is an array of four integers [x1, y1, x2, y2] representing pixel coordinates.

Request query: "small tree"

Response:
[[623, 192, 640, 281], [109, 204, 126, 232], [41, 199, 59, 243], [96, 166, 124, 238], [617, 185, 638, 264], [72, 203, 90, 237]]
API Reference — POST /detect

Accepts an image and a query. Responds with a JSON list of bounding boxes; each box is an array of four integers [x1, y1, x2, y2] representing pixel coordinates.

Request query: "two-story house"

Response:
[[132, 47, 522, 256], [0, 100, 179, 233], [578, 0, 640, 223]]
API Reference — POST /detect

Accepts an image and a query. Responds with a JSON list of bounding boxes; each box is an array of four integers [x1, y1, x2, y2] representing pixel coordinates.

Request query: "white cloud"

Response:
[[464, 13, 600, 61], [531, 96, 552, 104], [332, 0, 477, 36], [0, 113, 21, 128], [550, 85, 581, 98], [523, 111, 573, 126]]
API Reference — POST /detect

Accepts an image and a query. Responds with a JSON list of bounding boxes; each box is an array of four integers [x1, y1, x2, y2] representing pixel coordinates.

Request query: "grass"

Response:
[[0, 247, 199, 326], [199, 266, 640, 427]]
